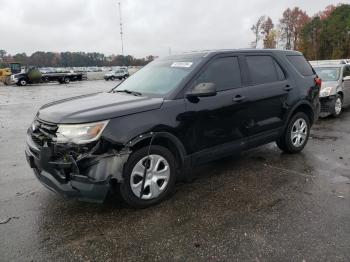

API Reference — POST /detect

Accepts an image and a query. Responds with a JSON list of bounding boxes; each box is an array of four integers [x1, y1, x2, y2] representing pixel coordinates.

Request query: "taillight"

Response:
[[315, 77, 322, 87]]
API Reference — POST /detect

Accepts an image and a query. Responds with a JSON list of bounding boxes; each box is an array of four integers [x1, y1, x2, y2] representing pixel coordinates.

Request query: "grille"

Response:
[[320, 103, 331, 113], [31, 119, 58, 147]]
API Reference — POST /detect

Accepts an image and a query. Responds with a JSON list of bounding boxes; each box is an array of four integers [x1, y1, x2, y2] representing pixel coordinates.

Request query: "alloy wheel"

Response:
[[335, 97, 342, 115], [291, 118, 308, 148]]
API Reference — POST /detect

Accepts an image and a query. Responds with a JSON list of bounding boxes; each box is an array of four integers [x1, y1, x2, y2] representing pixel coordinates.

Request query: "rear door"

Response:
[[242, 54, 291, 140], [342, 65, 350, 106]]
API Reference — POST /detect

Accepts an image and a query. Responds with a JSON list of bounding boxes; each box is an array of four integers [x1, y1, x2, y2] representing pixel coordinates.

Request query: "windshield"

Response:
[[314, 67, 340, 81], [113, 59, 200, 96]]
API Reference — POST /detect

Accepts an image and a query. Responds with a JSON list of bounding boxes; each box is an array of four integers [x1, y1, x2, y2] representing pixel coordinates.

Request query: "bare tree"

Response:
[[279, 7, 309, 50], [251, 16, 266, 48], [261, 17, 276, 48]]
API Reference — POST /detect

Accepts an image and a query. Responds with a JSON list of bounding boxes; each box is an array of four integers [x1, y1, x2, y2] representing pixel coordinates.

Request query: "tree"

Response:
[[0, 50, 6, 61], [300, 16, 323, 59], [0, 50, 157, 67], [261, 17, 277, 48], [319, 4, 350, 59], [251, 16, 265, 48], [318, 5, 337, 20], [279, 7, 309, 50], [13, 53, 28, 65], [265, 29, 278, 49]]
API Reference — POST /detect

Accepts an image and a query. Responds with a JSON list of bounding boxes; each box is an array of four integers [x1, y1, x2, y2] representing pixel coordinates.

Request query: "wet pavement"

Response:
[[0, 81, 349, 261]]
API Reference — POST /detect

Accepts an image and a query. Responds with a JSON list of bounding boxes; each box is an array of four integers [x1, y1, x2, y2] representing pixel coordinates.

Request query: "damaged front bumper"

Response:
[[319, 95, 336, 116], [25, 129, 130, 203]]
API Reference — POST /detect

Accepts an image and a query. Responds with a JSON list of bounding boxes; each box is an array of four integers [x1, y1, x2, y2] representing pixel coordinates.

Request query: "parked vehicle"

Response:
[[313, 64, 350, 117], [11, 67, 86, 86], [104, 68, 129, 81], [0, 62, 22, 85], [25, 49, 320, 208]]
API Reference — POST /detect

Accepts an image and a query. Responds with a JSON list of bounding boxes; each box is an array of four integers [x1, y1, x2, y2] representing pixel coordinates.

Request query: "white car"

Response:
[[104, 69, 129, 81]]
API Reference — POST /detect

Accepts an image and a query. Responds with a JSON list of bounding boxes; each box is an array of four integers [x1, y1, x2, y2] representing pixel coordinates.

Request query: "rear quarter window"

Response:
[[287, 55, 314, 76]]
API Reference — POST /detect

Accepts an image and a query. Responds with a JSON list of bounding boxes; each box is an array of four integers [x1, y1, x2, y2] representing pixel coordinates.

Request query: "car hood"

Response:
[[321, 81, 338, 89], [37, 92, 164, 124]]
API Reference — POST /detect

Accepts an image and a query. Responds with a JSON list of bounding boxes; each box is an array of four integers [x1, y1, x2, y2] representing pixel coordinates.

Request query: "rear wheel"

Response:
[[120, 145, 177, 208], [332, 94, 342, 117], [110, 76, 116, 81], [276, 112, 310, 154], [64, 77, 70, 84]]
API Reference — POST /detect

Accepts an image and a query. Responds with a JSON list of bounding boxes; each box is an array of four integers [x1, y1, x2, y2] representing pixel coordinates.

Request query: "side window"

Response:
[[274, 60, 286, 81], [343, 66, 350, 77], [286, 55, 314, 76], [196, 57, 241, 91], [246, 55, 279, 85]]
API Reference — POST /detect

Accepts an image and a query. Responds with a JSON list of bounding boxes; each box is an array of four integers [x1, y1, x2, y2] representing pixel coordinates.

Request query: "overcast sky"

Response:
[[0, 0, 343, 58]]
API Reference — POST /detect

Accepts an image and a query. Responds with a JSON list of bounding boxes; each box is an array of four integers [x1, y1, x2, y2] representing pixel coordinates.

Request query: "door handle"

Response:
[[233, 95, 246, 103], [284, 85, 293, 91]]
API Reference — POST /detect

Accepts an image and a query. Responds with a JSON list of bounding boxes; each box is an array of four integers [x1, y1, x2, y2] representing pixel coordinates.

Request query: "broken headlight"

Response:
[[319, 86, 335, 98], [56, 120, 109, 144]]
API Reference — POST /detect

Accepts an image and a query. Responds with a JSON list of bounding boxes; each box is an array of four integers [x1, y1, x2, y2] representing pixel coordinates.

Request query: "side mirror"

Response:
[[186, 82, 217, 98], [343, 76, 350, 81]]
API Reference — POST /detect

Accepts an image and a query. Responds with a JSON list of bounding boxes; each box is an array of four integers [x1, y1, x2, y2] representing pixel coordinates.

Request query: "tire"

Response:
[[276, 112, 310, 154], [120, 145, 177, 208], [64, 78, 70, 84], [110, 76, 116, 81], [18, 79, 27, 86], [332, 94, 342, 118]]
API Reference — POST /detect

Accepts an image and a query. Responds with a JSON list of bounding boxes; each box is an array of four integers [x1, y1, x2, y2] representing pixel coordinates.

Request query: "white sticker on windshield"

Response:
[[171, 62, 193, 68]]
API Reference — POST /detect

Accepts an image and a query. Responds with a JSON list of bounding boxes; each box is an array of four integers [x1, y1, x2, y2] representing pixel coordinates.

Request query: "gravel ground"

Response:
[[0, 80, 349, 262]]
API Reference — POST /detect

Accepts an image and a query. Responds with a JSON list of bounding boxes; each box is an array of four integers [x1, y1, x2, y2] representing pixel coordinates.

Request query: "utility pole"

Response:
[[118, 2, 125, 65]]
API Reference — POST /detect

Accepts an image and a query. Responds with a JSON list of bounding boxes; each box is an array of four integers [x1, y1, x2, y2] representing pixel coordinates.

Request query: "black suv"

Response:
[[25, 49, 320, 208]]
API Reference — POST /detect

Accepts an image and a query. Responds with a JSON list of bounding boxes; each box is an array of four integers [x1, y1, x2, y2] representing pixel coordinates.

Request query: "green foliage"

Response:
[[27, 68, 42, 82], [300, 4, 350, 59]]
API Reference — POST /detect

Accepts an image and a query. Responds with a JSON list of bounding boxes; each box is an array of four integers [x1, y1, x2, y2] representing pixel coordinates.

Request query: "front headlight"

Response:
[[56, 120, 109, 144], [320, 87, 334, 98]]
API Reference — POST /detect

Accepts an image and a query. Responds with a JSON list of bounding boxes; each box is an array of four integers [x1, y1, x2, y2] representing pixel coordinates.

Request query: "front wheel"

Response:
[[276, 112, 310, 154], [120, 145, 177, 208], [332, 94, 342, 117]]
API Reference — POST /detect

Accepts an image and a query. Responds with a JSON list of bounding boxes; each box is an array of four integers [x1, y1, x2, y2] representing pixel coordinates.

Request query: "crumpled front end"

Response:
[[25, 119, 130, 203]]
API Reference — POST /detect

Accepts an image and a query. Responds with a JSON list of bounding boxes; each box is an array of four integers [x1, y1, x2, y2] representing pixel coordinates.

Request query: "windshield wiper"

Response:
[[115, 89, 142, 96]]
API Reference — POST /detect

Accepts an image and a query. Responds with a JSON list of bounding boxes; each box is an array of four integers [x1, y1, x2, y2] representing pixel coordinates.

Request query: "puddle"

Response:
[[310, 134, 338, 141], [330, 175, 350, 184]]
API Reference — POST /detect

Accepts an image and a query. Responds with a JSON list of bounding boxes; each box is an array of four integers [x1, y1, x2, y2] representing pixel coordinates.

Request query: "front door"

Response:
[[183, 55, 251, 161]]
